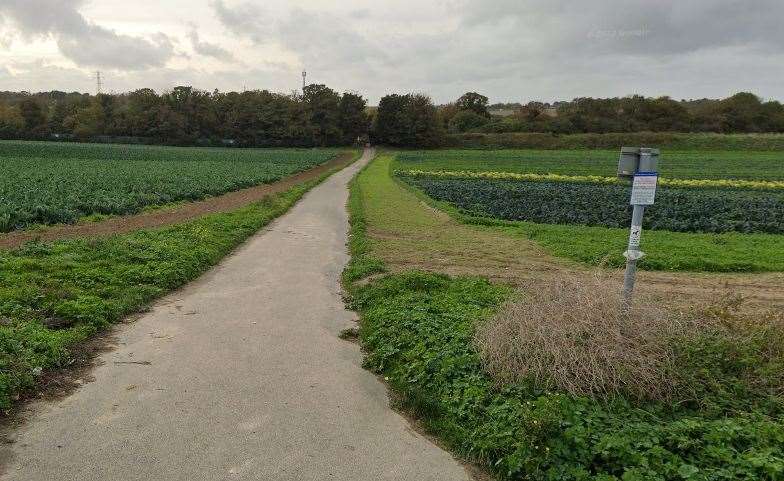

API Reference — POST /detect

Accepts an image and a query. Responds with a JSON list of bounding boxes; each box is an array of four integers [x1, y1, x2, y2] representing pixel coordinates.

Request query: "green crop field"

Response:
[[397, 149, 784, 180], [0, 141, 339, 232], [404, 177, 784, 234], [395, 149, 784, 272]]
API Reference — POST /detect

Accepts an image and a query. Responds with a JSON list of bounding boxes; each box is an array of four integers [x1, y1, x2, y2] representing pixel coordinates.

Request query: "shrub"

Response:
[[448, 110, 489, 133], [477, 273, 784, 411], [476, 273, 686, 402]]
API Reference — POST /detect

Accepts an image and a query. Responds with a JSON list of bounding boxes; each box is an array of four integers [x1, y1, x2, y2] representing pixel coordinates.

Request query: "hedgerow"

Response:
[[403, 176, 784, 234]]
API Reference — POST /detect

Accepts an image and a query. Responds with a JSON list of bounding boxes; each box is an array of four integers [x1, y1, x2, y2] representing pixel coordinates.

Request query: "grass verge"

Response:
[[470, 217, 784, 272], [345, 155, 784, 480], [0, 158, 354, 410]]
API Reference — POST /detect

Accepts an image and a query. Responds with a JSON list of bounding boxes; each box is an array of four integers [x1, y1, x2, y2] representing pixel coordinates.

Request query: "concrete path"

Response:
[[1, 149, 472, 481]]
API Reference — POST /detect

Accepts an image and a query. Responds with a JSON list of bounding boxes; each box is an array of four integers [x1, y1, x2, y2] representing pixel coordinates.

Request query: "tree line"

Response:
[[1, 87, 783, 149], [0, 85, 370, 147], [440, 91, 784, 135]]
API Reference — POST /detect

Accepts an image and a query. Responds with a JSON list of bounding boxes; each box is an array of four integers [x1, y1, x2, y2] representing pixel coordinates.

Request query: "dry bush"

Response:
[[476, 272, 691, 402]]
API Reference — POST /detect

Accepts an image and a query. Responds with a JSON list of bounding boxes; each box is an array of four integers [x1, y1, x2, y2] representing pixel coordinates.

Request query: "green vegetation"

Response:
[[393, 150, 784, 272], [0, 85, 369, 147], [349, 271, 784, 481], [403, 177, 784, 234], [446, 132, 784, 151], [0, 141, 338, 231], [345, 155, 784, 480], [490, 220, 784, 272], [398, 169, 784, 191], [442, 92, 784, 136], [0, 164, 346, 409], [343, 162, 387, 283], [397, 149, 784, 180]]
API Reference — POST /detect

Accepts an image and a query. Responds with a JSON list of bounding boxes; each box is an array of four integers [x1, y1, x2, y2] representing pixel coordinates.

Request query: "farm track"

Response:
[[0, 152, 355, 250]]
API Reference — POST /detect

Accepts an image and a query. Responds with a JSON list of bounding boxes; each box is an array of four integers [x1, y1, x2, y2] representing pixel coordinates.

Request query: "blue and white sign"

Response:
[[630, 172, 658, 205]]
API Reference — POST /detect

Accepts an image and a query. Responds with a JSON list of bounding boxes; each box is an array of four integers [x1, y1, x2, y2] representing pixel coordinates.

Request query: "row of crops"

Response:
[[0, 141, 339, 232], [394, 149, 784, 272], [397, 149, 784, 180], [402, 176, 784, 234]]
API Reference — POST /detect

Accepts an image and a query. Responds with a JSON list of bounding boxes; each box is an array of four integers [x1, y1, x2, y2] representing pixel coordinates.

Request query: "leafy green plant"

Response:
[[350, 271, 784, 480], [0, 141, 340, 231], [402, 176, 784, 234]]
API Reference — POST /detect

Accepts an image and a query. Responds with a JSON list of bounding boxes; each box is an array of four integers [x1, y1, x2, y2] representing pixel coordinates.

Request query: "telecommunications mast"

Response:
[[95, 71, 103, 95]]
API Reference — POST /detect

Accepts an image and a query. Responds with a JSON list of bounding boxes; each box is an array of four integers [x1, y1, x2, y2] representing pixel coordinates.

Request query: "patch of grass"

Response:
[[352, 154, 558, 280], [0, 163, 349, 410], [478, 218, 784, 272], [343, 162, 387, 283], [396, 149, 784, 180], [350, 270, 784, 480]]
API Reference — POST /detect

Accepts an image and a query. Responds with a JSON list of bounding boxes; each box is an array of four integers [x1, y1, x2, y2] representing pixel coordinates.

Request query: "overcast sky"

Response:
[[1, 0, 783, 104]]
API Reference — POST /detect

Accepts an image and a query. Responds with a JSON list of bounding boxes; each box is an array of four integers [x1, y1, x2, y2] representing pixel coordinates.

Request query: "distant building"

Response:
[[489, 109, 517, 117]]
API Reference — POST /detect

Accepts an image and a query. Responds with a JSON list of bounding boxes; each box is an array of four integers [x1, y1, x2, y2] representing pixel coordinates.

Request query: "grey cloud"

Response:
[[0, 0, 175, 70], [211, 0, 269, 43], [188, 29, 236, 62], [454, 0, 784, 56], [212, 2, 384, 69]]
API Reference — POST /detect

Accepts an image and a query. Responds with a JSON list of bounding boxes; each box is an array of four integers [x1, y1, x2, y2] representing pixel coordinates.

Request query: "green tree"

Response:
[[19, 98, 47, 136], [0, 103, 24, 139], [373, 94, 409, 146], [303, 84, 341, 146], [455, 91, 490, 117], [448, 110, 489, 132], [338, 92, 369, 144]]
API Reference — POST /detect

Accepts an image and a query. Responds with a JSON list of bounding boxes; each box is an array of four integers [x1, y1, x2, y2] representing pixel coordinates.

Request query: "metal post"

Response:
[[622, 204, 645, 303]]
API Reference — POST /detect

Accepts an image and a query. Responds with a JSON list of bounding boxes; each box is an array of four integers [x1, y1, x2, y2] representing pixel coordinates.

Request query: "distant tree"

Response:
[[448, 110, 489, 133], [719, 92, 766, 133], [0, 103, 24, 139], [67, 99, 105, 139], [164, 86, 217, 143], [373, 94, 409, 146], [405, 93, 443, 147], [19, 98, 47, 136], [338, 92, 369, 144], [455, 92, 490, 117], [437, 103, 460, 130], [303, 84, 341, 146]]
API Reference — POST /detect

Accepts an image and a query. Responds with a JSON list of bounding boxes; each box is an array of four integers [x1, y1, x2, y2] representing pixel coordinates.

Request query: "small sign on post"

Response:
[[618, 147, 660, 306], [630, 172, 658, 206]]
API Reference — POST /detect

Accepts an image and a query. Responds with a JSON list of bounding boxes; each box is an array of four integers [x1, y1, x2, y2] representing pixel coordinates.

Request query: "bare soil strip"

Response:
[[0, 152, 355, 250]]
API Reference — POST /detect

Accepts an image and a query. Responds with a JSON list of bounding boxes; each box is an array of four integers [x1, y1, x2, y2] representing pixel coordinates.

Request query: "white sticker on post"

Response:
[[629, 225, 642, 248], [630, 172, 658, 205]]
